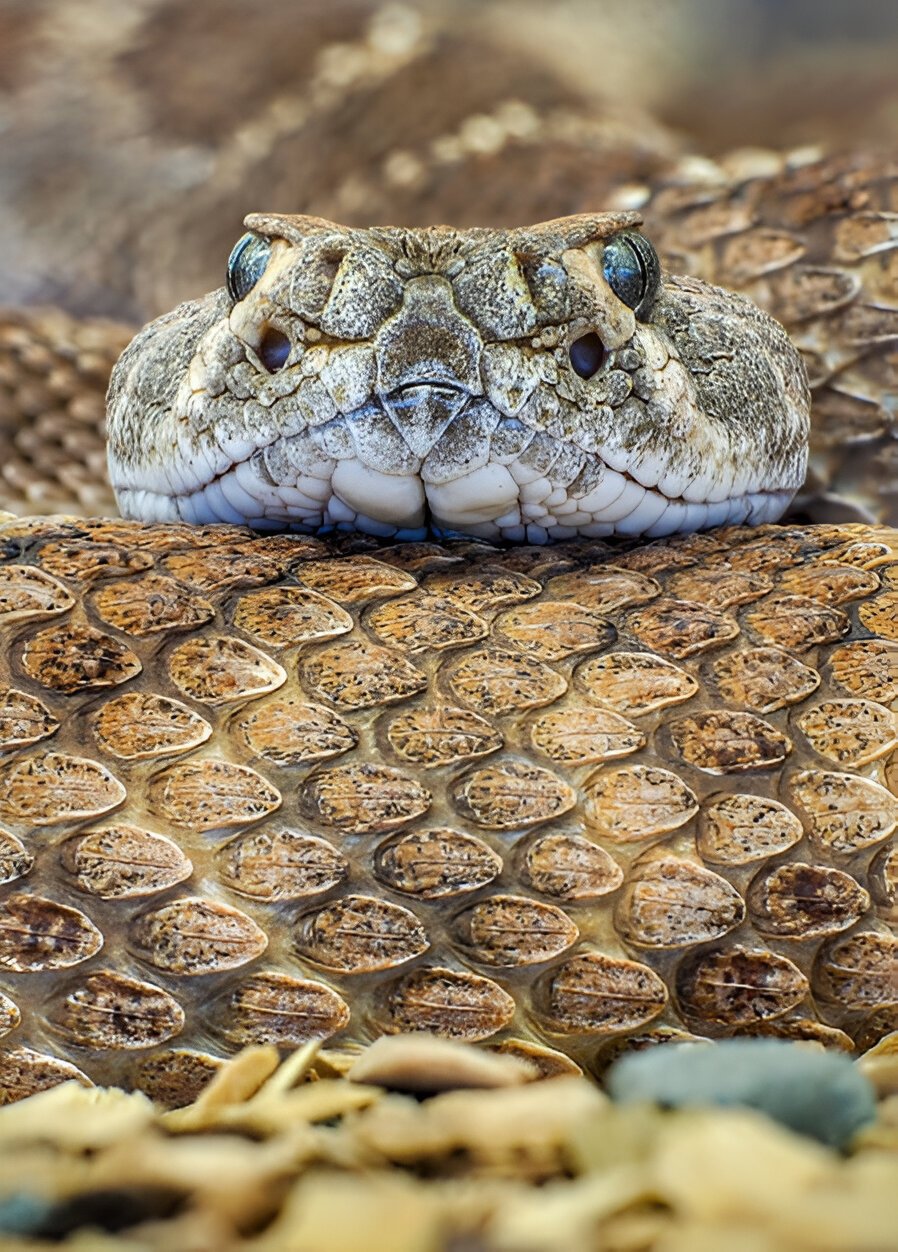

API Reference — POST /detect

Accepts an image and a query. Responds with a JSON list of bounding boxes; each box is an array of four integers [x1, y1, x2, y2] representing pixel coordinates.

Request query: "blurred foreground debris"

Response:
[[0, 1034, 895, 1250]]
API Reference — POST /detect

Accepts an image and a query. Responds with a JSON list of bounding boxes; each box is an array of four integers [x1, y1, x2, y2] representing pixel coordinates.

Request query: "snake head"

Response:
[[107, 212, 810, 541]]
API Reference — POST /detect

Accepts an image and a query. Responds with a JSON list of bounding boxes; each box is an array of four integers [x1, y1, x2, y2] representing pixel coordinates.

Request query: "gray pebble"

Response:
[[606, 1039, 877, 1149], [0, 1193, 52, 1236]]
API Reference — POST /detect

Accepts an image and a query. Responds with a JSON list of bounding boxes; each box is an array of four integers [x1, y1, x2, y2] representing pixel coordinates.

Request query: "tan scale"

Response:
[[0, 516, 894, 1106]]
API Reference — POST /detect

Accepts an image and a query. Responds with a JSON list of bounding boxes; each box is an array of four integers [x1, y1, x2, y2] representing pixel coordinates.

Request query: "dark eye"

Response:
[[227, 232, 272, 302], [602, 230, 660, 318], [569, 331, 606, 379], [258, 326, 291, 372]]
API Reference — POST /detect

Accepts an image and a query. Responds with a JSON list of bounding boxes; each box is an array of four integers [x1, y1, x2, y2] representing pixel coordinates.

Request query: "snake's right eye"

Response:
[[227, 232, 272, 302]]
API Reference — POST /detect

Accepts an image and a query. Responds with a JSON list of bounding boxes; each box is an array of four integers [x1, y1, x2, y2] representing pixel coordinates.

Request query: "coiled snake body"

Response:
[[0, 5, 895, 1104]]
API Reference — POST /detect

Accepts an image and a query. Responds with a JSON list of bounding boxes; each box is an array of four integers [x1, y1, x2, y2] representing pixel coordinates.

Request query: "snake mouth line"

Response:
[[114, 424, 796, 543]]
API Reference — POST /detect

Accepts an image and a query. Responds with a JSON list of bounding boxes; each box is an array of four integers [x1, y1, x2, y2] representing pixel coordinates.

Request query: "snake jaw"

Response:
[[107, 214, 810, 542]]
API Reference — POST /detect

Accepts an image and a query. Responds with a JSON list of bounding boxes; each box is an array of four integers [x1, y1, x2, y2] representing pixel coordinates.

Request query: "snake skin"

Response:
[[0, 516, 895, 1104]]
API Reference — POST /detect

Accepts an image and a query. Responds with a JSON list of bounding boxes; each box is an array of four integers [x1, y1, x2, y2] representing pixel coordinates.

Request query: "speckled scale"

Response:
[[303, 763, 431, 835], [236, 698, 357, 766], [0, 565, 74, 620], [151, 764, 278, 838], [669, 709, 791, 773], [0, 752, 126, 824], [62, 824, 192, 899], [828, 640, 898, 704], [132, 1050, 223, 1109], [666, 567, 772, 610], [546, 566, 660, 612], [788, 769, 898, 854], [216, 827, 347, 901], [0, 893, 103, 971], [300, 638, 426, 708], [384, 705, 502, 767], [423, 566, 541, 612], [161, 545, 288, 591], [92, 692, 211, 759], [0, 830, 33, 884], [528, 707, 645, 765], [37, 540, 155, 583], [0, 688, 58, 750], [0, 1049, 91, 1105], [813, 932, 898, 1009], [168, 636, 286, 705], [366, 592, 488, 652], [295, 894, 429, 973], [447, 648, 567, 715], [539, 952, 668, 1034], [453, 760, 576, 829], [744, 594, 849, 651], [452, 894, 579, 967], [675, 947, 810, 1028], [295, 555, 417, 603], [627, 598, 740, 659], [575, 651, 698, 715], [0, 518, 896, 1101], [492, 600, 615, 661], [382, 967, 515, 1041], [232, 586, 353, 647], [615, 854, 746, 948], [22, 623, 142, 693], [217, 971, 350, 1047], [796, 698, 898, 766], [518, 832, 623, 900], [746, 862, 870, 940], [374, 828, 502, 899], [131, 896, 268, 975], [710, 646, 820, 714], [49, 970, 185, 1049], [90, 574, 214, 636], [584, 765, 698, 841], [697, 794, 803, 865]]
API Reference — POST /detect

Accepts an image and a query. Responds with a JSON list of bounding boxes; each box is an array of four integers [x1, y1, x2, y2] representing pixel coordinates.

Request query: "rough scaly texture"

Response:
[[0, 516, 895, 1104], [106, 213, 809, 542]]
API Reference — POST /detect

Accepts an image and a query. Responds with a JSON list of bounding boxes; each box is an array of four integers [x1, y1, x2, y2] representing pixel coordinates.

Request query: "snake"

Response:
[[0, 2, 895, 1105]]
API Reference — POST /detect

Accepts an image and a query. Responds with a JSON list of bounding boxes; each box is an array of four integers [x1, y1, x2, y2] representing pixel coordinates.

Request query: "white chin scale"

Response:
[[116, 448, 795, 543]]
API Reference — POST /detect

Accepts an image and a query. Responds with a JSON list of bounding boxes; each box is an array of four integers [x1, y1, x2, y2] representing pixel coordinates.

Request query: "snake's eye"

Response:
[[602, 230, 660, 319], [569, 331, 606, 379], [227, 232, 272, 302]]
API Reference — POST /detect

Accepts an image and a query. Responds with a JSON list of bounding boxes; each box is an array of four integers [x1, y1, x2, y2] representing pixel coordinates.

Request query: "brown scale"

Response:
[[0, 516, 895, 1108]]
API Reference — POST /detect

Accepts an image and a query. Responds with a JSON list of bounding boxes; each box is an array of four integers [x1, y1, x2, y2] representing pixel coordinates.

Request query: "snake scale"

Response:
[[0, 2, 895, 1105]]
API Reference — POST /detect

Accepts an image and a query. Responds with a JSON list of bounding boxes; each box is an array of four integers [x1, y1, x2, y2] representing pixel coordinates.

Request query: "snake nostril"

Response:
[[569, 331, 606, 379], [258, 326, 291, 373]]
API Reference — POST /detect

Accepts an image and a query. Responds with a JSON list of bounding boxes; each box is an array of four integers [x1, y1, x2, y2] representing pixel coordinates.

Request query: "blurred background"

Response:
[[2, 0, 898, 319]]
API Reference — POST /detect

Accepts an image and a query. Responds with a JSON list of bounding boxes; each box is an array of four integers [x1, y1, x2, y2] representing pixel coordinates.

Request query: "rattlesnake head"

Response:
[[107, 212, 810, 543]]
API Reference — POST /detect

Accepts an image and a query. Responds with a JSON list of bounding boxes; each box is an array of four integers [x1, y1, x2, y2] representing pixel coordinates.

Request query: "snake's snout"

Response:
[[382, 384, 471, 459]]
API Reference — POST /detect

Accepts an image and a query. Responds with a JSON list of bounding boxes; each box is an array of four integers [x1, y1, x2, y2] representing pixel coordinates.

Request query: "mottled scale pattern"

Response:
[[0, 516, 896, 1105]]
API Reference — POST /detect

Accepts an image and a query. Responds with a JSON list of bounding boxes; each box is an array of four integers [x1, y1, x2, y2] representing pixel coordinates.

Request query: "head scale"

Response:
[[107, 212, 810, 542]]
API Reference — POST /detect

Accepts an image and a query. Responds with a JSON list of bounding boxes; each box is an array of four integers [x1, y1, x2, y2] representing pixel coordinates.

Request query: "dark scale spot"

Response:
[[259, 327, 291, 373], [569, 332, 606, 379]]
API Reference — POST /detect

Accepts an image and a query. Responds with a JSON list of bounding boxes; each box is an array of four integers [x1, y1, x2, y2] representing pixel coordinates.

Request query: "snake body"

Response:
[[0, 4, 896, 1103]]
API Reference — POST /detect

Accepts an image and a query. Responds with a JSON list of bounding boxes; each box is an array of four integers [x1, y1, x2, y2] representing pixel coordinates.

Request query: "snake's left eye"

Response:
[[227, 232, 272, 302], [602, 230, 660, 319]]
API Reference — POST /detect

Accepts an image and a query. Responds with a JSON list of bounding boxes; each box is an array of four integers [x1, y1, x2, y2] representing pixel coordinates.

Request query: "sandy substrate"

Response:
[[0, 1035, 895, 1251]]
